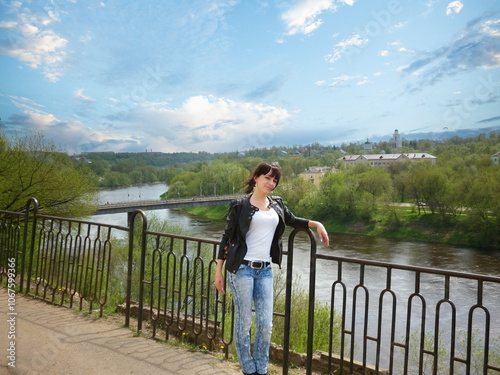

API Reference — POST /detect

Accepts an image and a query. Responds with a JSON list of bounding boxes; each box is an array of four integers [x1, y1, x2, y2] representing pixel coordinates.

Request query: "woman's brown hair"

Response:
[[242, 162, 281, 194]]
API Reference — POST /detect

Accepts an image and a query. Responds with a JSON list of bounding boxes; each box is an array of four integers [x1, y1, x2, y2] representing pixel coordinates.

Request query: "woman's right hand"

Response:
[[214, 260, 226, 294], [214, 271, 225, 294]]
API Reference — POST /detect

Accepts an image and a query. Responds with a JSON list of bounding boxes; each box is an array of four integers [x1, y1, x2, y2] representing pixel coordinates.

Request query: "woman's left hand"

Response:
[[309, 221, 329, 246]]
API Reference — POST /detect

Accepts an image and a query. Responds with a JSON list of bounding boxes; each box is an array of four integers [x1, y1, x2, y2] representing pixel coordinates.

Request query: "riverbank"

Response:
[[182, 205, 500, 251]]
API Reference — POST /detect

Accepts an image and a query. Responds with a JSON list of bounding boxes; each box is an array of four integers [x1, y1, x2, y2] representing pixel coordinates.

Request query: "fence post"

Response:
[[22, 198, 38, 294], [125, 210, 148, 328], [283, 230, 295, 375], [286, 228, 317, 375]]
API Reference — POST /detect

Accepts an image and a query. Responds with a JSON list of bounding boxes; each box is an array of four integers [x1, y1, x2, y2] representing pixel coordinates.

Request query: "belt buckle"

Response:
[[250, 261, 263, 269]]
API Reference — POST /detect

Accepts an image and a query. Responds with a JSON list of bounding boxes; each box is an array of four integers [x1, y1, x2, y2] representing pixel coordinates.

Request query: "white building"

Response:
[[491, 151, 500, 165], [390, 129, 402, 150], [299, 166, 334, 186], [337, 153, 437, 167], [363, 139, 373, 151]]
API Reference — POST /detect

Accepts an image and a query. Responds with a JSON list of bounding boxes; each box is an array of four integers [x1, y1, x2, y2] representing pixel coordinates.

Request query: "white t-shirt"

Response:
[[244, 207, 279, 262]]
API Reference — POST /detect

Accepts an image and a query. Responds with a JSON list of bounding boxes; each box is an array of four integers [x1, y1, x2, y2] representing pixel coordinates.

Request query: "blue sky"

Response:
[[0, 0, 499, 154]]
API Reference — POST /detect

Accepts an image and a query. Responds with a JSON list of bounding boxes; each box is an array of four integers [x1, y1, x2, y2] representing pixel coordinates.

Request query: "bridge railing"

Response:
[[94, 194, 246, 215], [1, 198, 500, 374]]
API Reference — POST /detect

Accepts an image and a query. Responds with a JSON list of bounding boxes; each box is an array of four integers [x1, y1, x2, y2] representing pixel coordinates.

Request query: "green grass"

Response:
[[182, 205, 227, 220], [321, 206, 498, 249]]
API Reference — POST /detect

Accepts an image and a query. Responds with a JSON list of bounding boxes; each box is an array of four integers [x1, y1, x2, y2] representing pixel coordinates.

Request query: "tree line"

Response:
[[163, 132, 500, 249], [1, 130, 499, 248]]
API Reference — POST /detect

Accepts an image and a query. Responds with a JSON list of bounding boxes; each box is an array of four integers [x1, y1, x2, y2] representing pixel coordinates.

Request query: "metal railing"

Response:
[[295, 230, 500, 374], [0, 198, 130, 316], [123, 210, 235, 354], [1, 198, 499, 374]]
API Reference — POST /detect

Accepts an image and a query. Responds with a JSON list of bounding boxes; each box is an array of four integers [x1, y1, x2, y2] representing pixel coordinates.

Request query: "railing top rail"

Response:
[[35, 213, 130, 232], [97, 194, 246, 209], [0, 210, 25, 217], [316, 252, 500, 282], [145, 228, 220, 245]]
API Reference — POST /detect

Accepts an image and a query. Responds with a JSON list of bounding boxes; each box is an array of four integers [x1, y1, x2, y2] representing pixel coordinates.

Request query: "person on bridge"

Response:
[[214, 162, 329, 375]]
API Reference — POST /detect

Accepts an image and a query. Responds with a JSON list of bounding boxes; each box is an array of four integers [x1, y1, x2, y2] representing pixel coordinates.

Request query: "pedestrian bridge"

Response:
[[93, 194, 245, 215]]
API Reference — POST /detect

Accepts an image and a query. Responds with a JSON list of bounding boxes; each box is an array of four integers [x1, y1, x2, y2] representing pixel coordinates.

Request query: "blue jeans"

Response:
[[228, 264, 273, 375]]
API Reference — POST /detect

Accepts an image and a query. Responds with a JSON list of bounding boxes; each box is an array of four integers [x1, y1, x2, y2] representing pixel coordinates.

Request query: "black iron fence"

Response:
[[302, 234, 500, 375], [1, 198, 499, 374]]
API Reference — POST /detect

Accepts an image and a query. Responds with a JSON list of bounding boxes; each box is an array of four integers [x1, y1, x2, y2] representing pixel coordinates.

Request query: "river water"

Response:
[[93, 183, 500, 277], [92, 184, 500, 366]]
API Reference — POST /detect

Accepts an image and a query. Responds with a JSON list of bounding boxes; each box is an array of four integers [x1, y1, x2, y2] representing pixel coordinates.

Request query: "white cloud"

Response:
[[125, 95, 292, 152], [0, 8, 67, 81], [13, 110, 137, 154], [14, 29, 67, 66], [481, 18, 500, 37], [8, 95, 45, 111], [316, 74, 364, 87], [282, 0, 338, 36], [73, 89, 96, 102], [389, 21, 407, 33], [6, 1, 22, 10], [327, 34, 368, 63], [21, 23, 39, 35], [340, 0, 357, 5], [397, 47, 415, 55], [383, 40, 415, 56], [446, 1, 463, 16], [3, 93, 290, 153], [357, 77, 370, 85], [400, 13, 500, 88], [424, 0, 438, 13], [0, 20, 18, 28]]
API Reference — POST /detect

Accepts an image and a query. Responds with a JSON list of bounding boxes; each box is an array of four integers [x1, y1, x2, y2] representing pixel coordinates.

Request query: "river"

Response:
[[92, 183, 500, 278], [92, 184, 500, 367]]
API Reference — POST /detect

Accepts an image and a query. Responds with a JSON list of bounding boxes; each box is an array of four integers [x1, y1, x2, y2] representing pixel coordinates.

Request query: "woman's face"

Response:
[[254, 171, 278, 194]]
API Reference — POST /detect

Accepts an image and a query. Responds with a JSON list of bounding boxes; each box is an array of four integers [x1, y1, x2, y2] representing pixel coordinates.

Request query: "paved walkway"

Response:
[[0, 288, 242, 375]]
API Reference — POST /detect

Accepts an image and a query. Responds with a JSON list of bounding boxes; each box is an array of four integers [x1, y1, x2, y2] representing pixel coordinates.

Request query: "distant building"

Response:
[[337, 153, 436, 167], [71, 155, 92, 163], [492, 151, 500, 165], [363, 139, 373, 151], [390, 129, 402, 150], [299, 166, 334, 187]]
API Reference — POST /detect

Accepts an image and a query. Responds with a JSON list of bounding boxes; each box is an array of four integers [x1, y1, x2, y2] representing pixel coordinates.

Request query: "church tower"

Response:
[[391, 129, 402, 150]]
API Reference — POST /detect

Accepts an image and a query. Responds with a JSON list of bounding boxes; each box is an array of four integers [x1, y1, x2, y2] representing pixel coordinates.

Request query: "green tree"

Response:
[[170, 180, 187, 198], [198, 160, 248, 196], [102, 171, 131, 187], [274, 175, 317, 215], [0, 131, 97, 216], [417, 165, 452, 219], [357, 168, 392, 204]]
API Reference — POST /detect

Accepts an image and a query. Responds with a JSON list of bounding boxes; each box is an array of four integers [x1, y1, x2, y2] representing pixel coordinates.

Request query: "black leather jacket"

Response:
[[218, 195, 309, 274]]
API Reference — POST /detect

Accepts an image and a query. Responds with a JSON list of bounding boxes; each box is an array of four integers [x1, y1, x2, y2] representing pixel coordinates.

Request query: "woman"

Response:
[[214, 162, 329, 375]]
